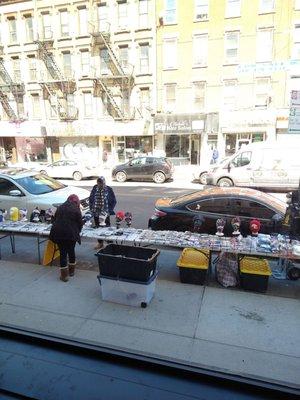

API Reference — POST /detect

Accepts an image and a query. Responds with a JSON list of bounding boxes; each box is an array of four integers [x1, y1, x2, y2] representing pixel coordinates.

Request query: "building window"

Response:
[[42, 13, 52, 39], [100, 49, 110, 74], [296, 0, 300, 10], [259, 0, 275, 13], [83, 92, 93, 117], [165, 0, 177, 24], [225, 0, 241, 18], [24, 15, 34, 42], [139, 0, 149, 28], [293, 25, 300, 59], [60, 10, 69, 37], [193, 34, 208, 67], [118, 1, 128, 29], [12, 57, 21, 82], [140, 87, 150, 114], [255, 77, 271, 108], [98, 3, 108, 32], [27, 55, 37, 81], [139, 43, 149, 74], [78, 7, 88, 35], [223, 80, 238, 110], [256, 28, 273, 62], [80, 50, 90, 76], [164, 83, 176, 112], [224, 31, 239, 64], [8, 17, 17, 44], [163, 38, 177, 69], [62, 52, 72, 78], [193, 81, 206, 111], [31, 94, 41, 118], [165, 135, 189, 158], [119, 45, 129, 70], [195, 0, 209, 20]]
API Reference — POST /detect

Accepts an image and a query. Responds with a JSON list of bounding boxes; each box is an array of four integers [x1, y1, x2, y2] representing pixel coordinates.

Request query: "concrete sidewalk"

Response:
[[0, 254, 299, 390]]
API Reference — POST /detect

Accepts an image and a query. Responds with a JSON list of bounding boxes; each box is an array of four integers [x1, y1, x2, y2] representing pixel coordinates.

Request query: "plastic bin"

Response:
[[95, 244, 160, 282], [239, 257, 271, 293], [177, 248, 210, 285], [97, 272, 158, 308]]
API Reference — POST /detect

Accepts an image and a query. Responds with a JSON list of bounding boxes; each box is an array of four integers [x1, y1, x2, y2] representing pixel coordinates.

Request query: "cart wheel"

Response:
[[141, 302, 147, 308], [287, 266, 300, 281]]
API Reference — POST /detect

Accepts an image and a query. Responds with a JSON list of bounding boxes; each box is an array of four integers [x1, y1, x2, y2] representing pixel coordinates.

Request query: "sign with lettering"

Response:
[[154, 113, 205, 134], [288, 90, 300, 134]]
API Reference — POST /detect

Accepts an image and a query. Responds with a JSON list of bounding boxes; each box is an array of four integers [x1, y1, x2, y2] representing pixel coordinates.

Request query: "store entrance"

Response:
[[191, 135, 200, 165]]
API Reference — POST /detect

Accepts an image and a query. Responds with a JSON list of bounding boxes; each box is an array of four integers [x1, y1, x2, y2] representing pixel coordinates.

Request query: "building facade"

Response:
[[0, 0, 156, 166]]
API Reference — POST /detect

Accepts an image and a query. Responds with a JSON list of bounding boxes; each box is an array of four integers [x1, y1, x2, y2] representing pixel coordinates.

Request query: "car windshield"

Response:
[[15, 174, 66, 195]]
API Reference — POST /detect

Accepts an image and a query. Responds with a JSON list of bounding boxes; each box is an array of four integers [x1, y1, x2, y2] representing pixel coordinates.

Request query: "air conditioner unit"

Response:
[[196, 13, 208, 20]]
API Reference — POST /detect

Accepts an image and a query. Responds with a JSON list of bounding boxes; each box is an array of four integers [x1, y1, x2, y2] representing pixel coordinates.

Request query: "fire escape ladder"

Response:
[[0, 89, 18, 122], [100, 33, 125, 77], [95, 79, 124, 120], [36, 41, 64, 82], [0, 59, 13, 85]]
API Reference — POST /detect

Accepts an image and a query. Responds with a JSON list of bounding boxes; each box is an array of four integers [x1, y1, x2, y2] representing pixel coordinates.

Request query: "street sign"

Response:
[[288, 90, 300, 134]]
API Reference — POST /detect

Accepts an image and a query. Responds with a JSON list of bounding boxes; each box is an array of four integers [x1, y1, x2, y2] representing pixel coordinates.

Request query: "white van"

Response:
[[206, 142, 300, 189]]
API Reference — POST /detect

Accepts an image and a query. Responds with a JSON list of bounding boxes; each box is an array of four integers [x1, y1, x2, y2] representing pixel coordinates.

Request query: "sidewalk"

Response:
[[0, 249, 299, 391]]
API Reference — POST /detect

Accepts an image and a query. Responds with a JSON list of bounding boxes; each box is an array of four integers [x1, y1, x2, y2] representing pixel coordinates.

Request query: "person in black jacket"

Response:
[[49, 194, 83, 282], [89, 176, 116, 227]]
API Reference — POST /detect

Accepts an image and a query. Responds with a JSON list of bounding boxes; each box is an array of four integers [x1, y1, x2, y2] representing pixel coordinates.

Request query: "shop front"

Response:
[[154, 113, 206, 165]]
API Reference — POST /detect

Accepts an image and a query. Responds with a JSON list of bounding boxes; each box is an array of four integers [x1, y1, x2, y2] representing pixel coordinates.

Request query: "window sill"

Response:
[[75, 35, 90, 40], [194, 19, 209, 23], [223, 63, 238, 66], [225, 15, 241, 19], [258, 11, 275, 15], [115, 29, 131, 35], [134, 27, 152, 32], [135, 73, 152, 77], [163, 22, 178, 26], [192, 65, 207, 69], [7, 43, 20, 47], [163, 67, 178, 71], [24, 41, 35, 45], [58, 37, 72, 42]]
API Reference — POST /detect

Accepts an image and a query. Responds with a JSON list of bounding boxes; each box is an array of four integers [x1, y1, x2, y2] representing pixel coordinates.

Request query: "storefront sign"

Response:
[[154, 114, 205, 134], [237, 59, 300, 75], [288, 90, 300, 134], [221, 110, 276, 132]]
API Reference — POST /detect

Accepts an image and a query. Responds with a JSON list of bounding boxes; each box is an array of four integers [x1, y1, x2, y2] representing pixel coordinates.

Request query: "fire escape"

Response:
[[0, 58, 25, 123], [35, 37, 78, 121], [90, 24, 135, 120]]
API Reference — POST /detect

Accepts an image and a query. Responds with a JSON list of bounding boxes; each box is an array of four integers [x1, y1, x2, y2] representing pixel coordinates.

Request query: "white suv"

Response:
[[0, 168, 90, 217]]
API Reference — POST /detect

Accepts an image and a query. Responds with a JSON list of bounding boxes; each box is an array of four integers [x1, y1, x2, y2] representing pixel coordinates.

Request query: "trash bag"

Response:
[[215, 252, 239, 288]]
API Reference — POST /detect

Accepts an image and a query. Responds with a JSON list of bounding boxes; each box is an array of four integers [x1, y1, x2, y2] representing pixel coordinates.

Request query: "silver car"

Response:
[[39, 160, 99, 181]]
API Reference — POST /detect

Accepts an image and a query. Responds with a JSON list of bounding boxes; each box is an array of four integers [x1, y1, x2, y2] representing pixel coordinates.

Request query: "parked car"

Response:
[[112, 156, 174, 183], [39, 160, 99, 181], [0, 168, 90, 216], [148, 186, 286, 236], [194, 157, 230, 185]]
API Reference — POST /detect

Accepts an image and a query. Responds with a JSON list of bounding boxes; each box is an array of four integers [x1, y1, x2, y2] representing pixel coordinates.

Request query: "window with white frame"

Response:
[[24, 15, 34, 42], [195, 0, 209, 21], [98, 3, 108, 32], [163, 38, 177, 69], [42, 13, 52, 39], [8, 17, 17, 43], [256, 28, 273, 62], [225, 0, 241, 18], [140, 87, 150, 114], [12, 57, 21, 82], [224, 31, 239, 64], [118, 1, 128, 29], [259, 0, 275, 13], [165, 0, 177, 24], [164, 83, 176, 112], [27, 55, 37, 81], [139, 43, 149, 74], [255, 77, 271, 108], [59, 10, 69, 37], [62, 52, 72, 78], [83, 92, 93, 117], [139, 0, 149, 28], [193, 81, 206, 111], [223, 80, 238, 110], [296, 0, 300, 10], [80, 50, 90, 76], [66, 94, 75, 112], [293, 24, 300, 59], [193, 34, 208, 67], [119, 45, 129, 70], [31, 93, 41, 118], [78, 7, 88, 35], [100, 49, 110, 73]]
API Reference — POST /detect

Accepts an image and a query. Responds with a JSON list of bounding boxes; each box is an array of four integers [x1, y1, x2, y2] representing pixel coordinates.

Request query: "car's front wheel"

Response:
[[153, 171, 166, 184], [73, 171, 83, 181], [217, 177, 233, 187], [199, 172, 208, 185], [116, 171, 127, 182]]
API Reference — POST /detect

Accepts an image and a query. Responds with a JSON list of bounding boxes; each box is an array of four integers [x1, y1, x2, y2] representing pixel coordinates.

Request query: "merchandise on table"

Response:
[[177, 248, 210, 285], [239, 256, 271, 293]]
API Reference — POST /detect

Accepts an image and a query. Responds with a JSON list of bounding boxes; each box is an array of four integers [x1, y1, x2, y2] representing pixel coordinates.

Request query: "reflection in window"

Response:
[[0, 179, 19, 196], [231, 151, 252, 167], [165, 135, 189, 158], [165, 0, 177, 24], [187, 198, 231, 214]]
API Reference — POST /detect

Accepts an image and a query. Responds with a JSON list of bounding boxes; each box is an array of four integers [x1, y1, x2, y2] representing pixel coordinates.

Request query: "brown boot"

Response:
[[68, 262, 76, 277], [60, 266, 69, 282]]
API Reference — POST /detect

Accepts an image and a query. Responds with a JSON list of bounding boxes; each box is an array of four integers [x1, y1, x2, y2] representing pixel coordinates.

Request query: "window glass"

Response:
[[193, 81, 206, 111], [118, 1, 128, 29], [232, 198, 275, 219], [8, 18, 17, 43], [165, 135, 189, 158], [25, 15, 34, 41], [140, 43, 149, 74], [193, 34, 208, 66], [255, 77, 271, 108], [100, 49, 110, 73], [60, 11, 69, 37], [131, 157, 146, 165], [187, 197, 232, 214], [165, 0, 176, 24], [259, 0, 275, 13], [223, 80, 237, 110], [78, 8, 88, 35], [80, 50, 90, 76], [225, 0, 241, 17], [16, 175, 65, 194], [231, 151, 252, 167], [0, 178, 19, 195], [42, 13, 52, 39], [139, 0, 149, 28], [164, 84, 176, 111], [83, 92, 93, 117], [224, 31, 239, 64], [256, 29, 273, 62], [27, 56, 37, 81], [98, 4, 108, 32], [163, 38, 177, 69], [146, 157, 154, 164]]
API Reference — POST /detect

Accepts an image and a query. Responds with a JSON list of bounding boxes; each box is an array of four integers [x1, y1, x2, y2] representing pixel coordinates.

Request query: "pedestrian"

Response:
[[49, 194, 83, 282], [211, 148, 219, 164], [89, 176, 117, 248]]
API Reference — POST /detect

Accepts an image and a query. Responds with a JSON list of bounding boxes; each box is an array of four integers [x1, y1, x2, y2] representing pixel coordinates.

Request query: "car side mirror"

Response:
[[9, 189, 22, 197]]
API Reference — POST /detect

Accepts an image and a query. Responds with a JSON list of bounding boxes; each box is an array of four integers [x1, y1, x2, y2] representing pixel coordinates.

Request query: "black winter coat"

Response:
[[49, 200, 83, 244]]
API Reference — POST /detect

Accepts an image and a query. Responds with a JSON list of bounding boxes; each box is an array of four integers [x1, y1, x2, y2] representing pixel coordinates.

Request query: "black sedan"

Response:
[[148, 187, 287, 236]]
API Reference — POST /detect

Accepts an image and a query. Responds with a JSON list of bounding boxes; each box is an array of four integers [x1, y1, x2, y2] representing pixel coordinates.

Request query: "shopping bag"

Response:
[[42, 240, 60, 266], [215, 252, 239, 288]]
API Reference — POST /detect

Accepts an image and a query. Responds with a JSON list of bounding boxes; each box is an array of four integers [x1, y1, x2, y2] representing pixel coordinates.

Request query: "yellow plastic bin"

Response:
[[239, 257, 271, 293], [177, 248, 210, 285]]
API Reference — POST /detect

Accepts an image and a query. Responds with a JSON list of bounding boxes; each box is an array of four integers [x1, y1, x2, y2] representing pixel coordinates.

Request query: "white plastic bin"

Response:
[[97, 272, 158, 308]]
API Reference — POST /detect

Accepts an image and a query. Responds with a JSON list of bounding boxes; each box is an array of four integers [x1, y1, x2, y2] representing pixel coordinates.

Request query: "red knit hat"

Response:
[[67, 194, 80, 207]]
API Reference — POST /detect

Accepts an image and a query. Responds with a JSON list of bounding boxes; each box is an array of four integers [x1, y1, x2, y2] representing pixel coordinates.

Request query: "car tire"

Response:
[[287, 266, 300, 280], [217, 177, 233, 187], [40, 170, 47, 175], [73, 171, 83, 181], [153, 171, 166, 184], [199, 172, 208, 185], [116, 171, 127, 183]]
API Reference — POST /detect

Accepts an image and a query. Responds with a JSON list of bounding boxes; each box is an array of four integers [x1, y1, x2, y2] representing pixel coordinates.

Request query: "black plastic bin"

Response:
[[95, 244, 160, 282]]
